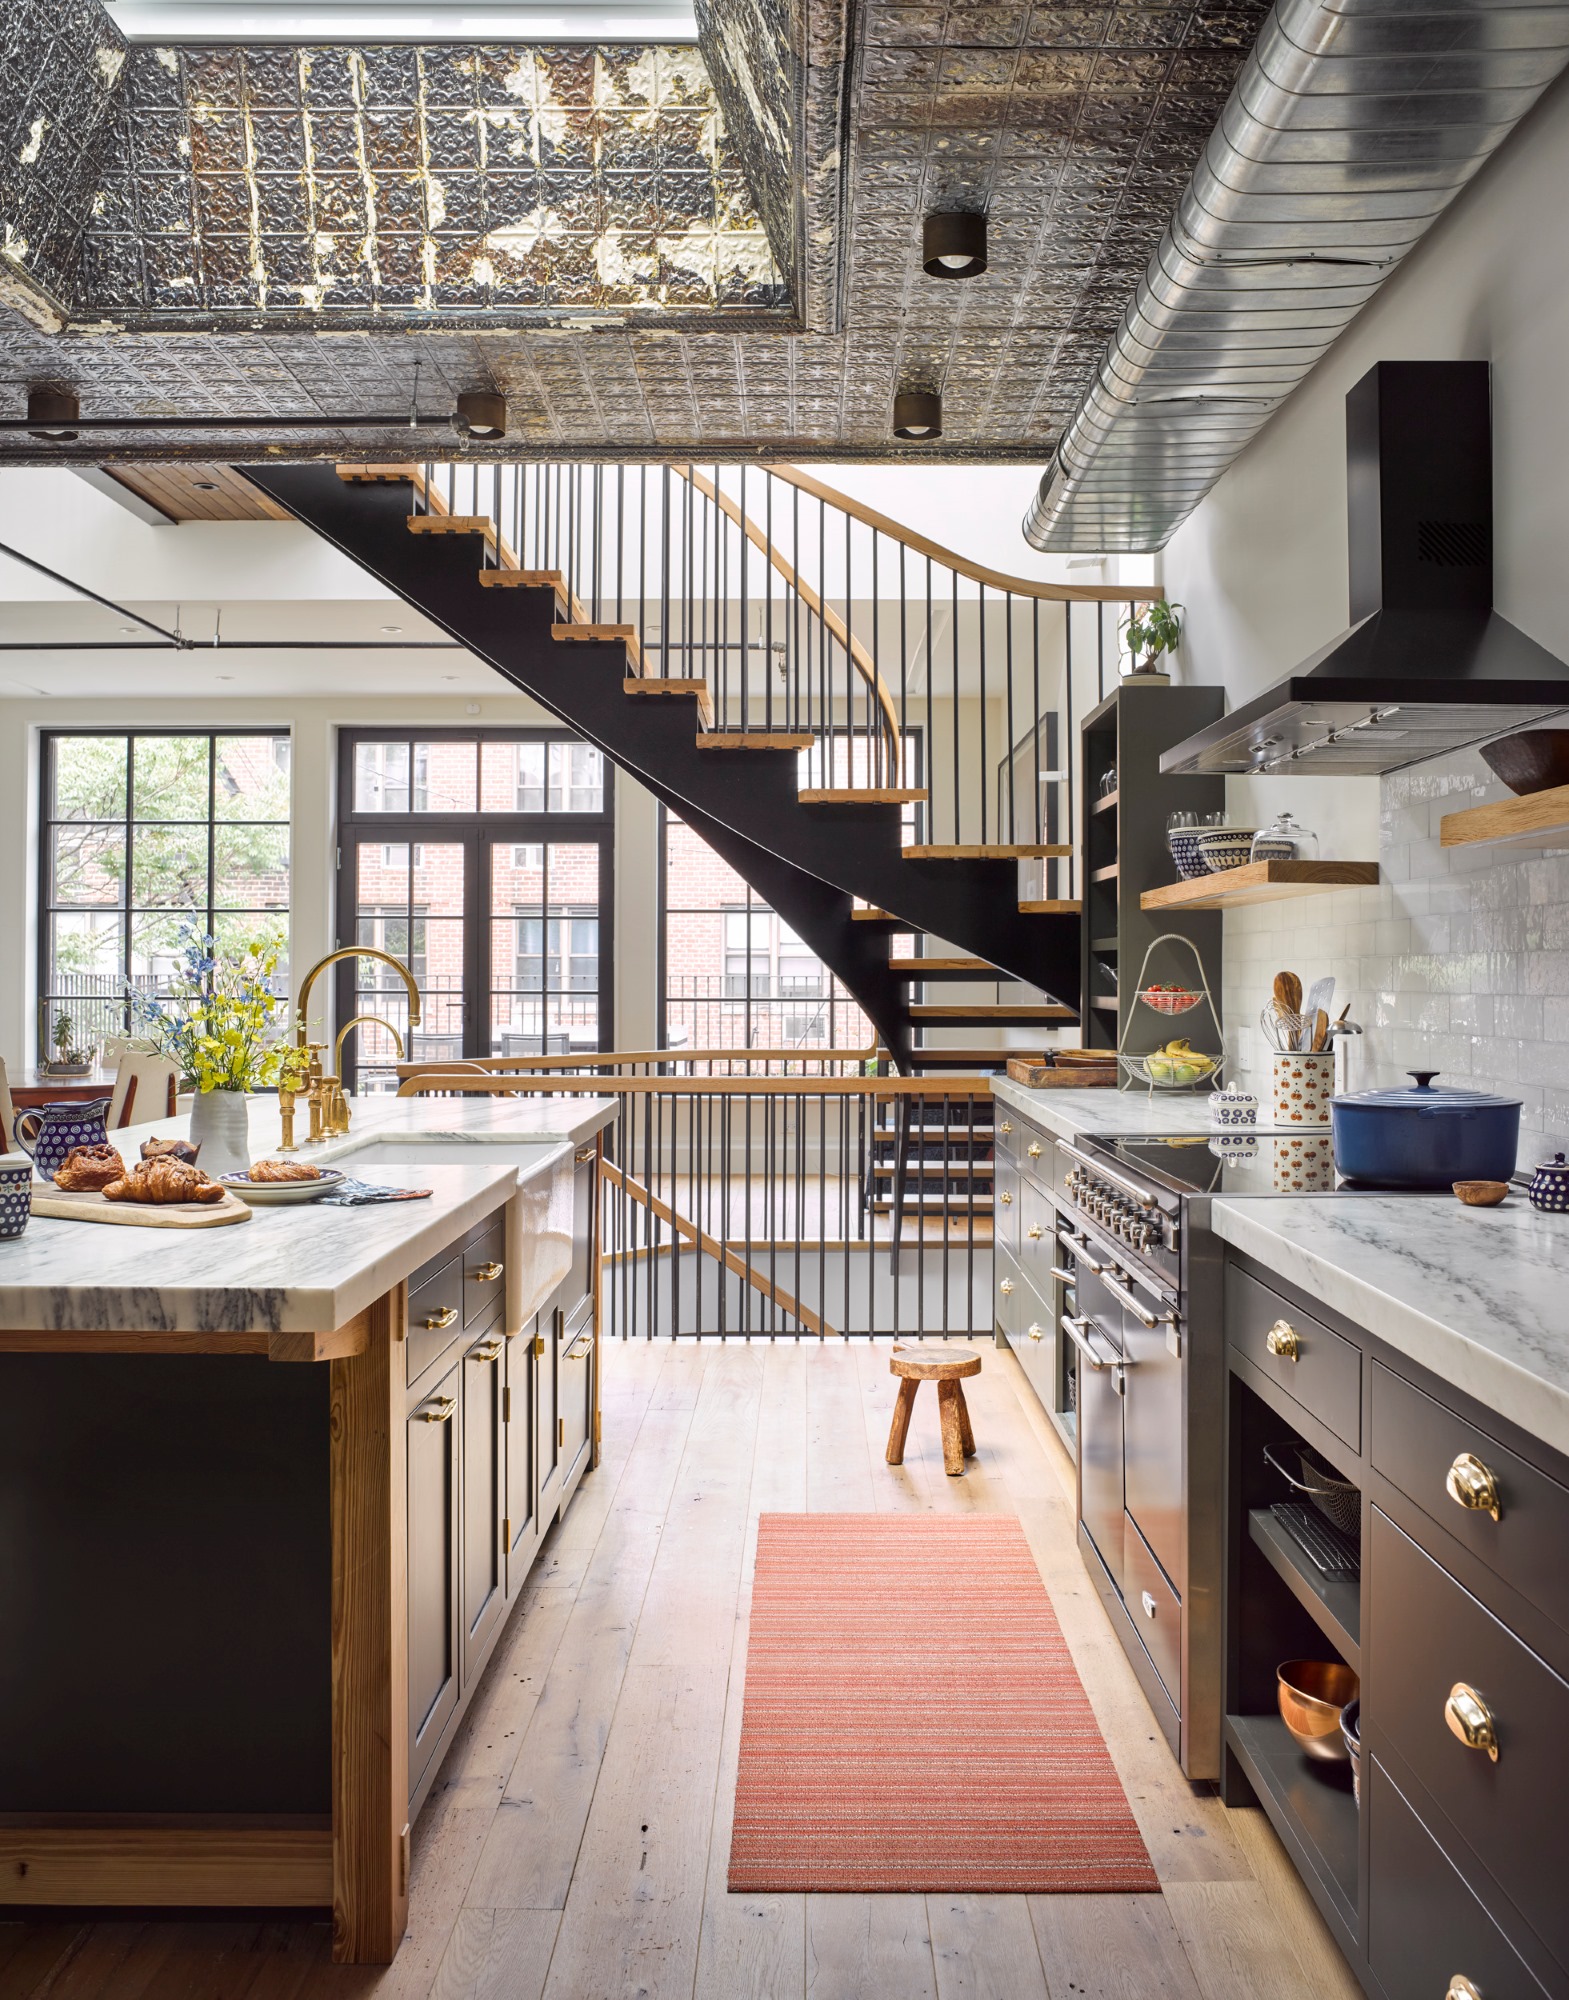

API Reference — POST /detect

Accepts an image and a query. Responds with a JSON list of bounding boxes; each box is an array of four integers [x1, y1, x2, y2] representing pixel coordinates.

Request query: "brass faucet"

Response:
[[294, 951, 422, 1139]]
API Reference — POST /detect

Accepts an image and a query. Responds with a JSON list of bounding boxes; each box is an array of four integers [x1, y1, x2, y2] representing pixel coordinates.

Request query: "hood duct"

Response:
[[1022, 0, 1569, 556], [1158, 360, 1569, 776]]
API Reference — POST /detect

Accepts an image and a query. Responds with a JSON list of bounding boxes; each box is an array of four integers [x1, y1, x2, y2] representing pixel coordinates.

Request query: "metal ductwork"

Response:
[[1022, 0, 1569, 554]]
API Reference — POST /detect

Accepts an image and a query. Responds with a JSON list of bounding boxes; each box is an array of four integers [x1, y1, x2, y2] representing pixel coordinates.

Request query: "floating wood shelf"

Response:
[[1140, 860, 1378, 911], [1090, 863, 1119, 885], [1440, 782, 1569, 851], [1092, 790, 1119, 816]]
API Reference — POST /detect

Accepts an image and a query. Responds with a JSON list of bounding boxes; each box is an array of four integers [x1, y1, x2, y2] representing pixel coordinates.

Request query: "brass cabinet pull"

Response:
[[1446, 1451, 1503, 1523], [999, 1279, 1014, 1297], [1027, 1141, 1042, 1158], [1027, 1224, 1045, 1240], [532, 1332, 546, 1357], [416, 1395, 457, 1424], [1027, 1323, 1043, 1342], [475, 1260, 504, 1282], [575, 1145, 596, 1164], [1000, 1120, 1013, 1135], [1264, 1319, 1300, 1361], [1000, 1191, 1013, 1206], [470, 1338, 505, 1365], [565, 1332, 595, 1361], [1446, 1978, 1482, 2000], [423, 1306, 459, 1331], [1445, 1682, 1499, 1762], [1141, 1591, 1158, 1619]]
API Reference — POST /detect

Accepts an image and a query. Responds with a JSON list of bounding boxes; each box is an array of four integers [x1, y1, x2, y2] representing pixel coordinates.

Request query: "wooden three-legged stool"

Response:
[[885, 1345, 981, 1476]]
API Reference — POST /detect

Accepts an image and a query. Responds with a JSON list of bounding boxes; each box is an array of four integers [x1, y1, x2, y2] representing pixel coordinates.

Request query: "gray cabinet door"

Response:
[[461, 1324, 506, 1679], [504, 1315, 537, 1593], [538, 1299, 562, 1512], [559, 1297, 594, 1496], [408, 1358, 461, 1796]]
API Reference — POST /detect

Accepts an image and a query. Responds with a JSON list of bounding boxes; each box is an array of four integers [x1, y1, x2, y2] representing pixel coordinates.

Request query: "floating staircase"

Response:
[[245, 459, 1138, 1075]]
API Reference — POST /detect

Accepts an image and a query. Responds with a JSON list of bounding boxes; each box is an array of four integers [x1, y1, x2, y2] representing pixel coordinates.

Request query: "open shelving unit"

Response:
[[1141, 860, 1379, 912], [1440, 781, 1569, 852]]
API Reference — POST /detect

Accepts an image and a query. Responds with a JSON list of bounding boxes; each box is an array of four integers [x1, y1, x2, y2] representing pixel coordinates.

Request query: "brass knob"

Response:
[[1264, 1319, 1300, 1361], [1028, 1142, 1042, 1158], [1446, 1978, 1482, 2000], [1000, 1280, 1014, 1296], [475, 1260, 504, 1282], [1000, 1120, 1013, 1135], [1000, 1191, 1013, 1205], [424, 1306, 459, 1331], [416, 1395, 457, 1424], [1446, 1451, 1502, 1523], [1445, 1683, 1499, 1762], [1027, 1323, 1043, 1342], [1028, 1224, 1045, 1240]]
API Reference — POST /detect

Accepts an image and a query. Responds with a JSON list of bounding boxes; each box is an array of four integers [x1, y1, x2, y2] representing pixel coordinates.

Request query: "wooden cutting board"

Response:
[[1005, 1058, 1118, 1089], [29, 1184, 253, 1228]]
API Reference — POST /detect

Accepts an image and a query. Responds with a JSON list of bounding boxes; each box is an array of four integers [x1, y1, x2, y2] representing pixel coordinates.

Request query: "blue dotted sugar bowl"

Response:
[[1529, 1153, 1569, 1214], [0, 1155, 33, 1239]]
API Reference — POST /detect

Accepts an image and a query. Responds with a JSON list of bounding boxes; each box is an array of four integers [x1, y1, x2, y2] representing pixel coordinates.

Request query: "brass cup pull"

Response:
[[1028, 1224, 1045, 1240], [470, 1339, 505, 1365], [475, 1260, 504, 1282], [575, 1145, 597, 1164], [1027, 1141, 1042, 1158], [416, 1396, 457, 1424], [1000, 1191, 1013, 1206], [1446, 1978, 1482, 2000], [1265, 1319, 1300, 1361], [1445, 1682, 1499, 1762], [1000, 1280, 1014, 1296], [1027, 1323, 1043, 1342], [1447, 1451, 1502, 1523], [423, 1306, 459, 1331]]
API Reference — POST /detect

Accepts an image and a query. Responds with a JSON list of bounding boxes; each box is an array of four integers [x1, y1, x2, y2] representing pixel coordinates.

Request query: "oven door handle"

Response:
[[1061, 1315, 1132, 1372], [1100, 1271, 1177, 1329], [1057, 1229, 1106, 1275]]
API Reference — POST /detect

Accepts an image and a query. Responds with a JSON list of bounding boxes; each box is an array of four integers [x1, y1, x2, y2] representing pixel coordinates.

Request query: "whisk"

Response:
[[1259, 1005, 1307, 1053]]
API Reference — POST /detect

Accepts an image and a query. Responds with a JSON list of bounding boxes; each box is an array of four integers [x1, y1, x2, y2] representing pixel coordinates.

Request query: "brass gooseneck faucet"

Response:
[[293, 949, 423, 1138]]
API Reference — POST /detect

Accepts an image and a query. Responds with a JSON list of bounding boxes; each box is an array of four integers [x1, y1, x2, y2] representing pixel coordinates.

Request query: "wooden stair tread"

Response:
[[872, 1163, 994, 1178], [554, 623, 639, 641], [850, 908, 904, 924], [873, 1196, 994, 1212], [698, 733, 816, 751], [479, 568, 566, 587], [911, 1004, 1076, 1021], [1019, 899, 1081, 915], [408, 515, 497, 537], [890, 956, 993, 973], [904, 844, 1071, 860], [798, 787, 928, 805], [624, 676, 714, 728]]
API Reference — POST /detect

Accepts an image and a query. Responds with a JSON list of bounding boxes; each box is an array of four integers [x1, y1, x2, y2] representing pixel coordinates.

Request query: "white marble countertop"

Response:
[[992, 1074, 1224, 1143], [0, 1094, 616, 1338], [1212, 1194, 1569, 1460]]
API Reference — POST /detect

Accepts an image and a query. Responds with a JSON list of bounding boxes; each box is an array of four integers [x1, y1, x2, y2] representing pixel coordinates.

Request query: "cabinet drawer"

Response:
[[1017, 1177, 1057, 1295], [407, 1357, 461, 1796], [994, 1111, 1021, 1165], [1228, 1265, 1361, 1449], [1123, 1514, 1181, 1708], [994, 1152, 1020, 1255], [1369, 1756, 1551, 2000], [996, 1246, 1024, 1340], [1372, 1506, 1569, 1972], [559, 1296, 594, 1488], [1372, 1362, 1569, 1642], [407, 1253, 465, 1388], [463, 1218, 507, 1329], [1019, 1127, 1051, 1192]]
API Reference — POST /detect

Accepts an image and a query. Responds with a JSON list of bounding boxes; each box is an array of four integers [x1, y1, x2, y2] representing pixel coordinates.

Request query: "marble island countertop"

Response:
[[0, 1093, 616, 1340], [992, 1074, 1237, 1143]]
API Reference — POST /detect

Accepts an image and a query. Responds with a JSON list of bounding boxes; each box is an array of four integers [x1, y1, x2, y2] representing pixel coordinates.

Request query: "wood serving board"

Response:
[[1005, 1058, 1118, 1089], [29, 1185, 254, 1228]]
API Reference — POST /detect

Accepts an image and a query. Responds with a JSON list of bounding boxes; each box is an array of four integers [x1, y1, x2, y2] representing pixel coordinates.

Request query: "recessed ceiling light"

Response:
[[381, 624, 403, 634], [119, 624, 138, 633], [192, 481, 218, 491], [441, 673, 461, 681], [893, 390, 943, 442], [216, 673, 235, 682], [922, 211, 987, 280]]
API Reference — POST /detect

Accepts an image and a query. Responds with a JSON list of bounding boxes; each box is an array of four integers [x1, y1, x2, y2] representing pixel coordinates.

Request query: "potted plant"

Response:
[[128, 926, 293, 1176], [43, 1009, 92, 1076], [1121, 599, 1184, 680]]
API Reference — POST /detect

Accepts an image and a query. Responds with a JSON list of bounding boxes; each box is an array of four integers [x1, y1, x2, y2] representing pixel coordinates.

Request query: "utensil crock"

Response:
[[1271, 1052, 1333, 1126]]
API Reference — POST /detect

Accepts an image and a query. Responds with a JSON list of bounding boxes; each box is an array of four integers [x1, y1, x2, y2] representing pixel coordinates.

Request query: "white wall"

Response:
[[1161, 64, 1569, 1161]]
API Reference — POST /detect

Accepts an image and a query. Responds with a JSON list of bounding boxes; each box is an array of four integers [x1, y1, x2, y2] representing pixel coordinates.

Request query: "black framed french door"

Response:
[[333, 731, 614, 1092]]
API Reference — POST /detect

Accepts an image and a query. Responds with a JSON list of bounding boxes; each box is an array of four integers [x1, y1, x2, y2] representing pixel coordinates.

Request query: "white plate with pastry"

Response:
[[221, 1161, 345, 1204]]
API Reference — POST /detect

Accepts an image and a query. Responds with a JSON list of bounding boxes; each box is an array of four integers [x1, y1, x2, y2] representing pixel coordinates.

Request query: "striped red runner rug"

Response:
[[729, 1513, 1158, 1894]]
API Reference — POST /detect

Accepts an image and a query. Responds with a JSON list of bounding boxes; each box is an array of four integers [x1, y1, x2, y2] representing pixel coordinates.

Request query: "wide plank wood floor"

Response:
[[0, 1340, 1361, 2000]]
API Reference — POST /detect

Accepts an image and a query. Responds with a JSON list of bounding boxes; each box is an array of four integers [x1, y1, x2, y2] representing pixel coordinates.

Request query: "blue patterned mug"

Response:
[[12, 1098, 113, 1183], [0, 1156, 32, 1238]]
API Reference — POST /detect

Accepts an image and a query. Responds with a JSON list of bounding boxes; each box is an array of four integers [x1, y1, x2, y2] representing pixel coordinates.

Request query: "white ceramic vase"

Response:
[[189, 1088, 251, 1178]]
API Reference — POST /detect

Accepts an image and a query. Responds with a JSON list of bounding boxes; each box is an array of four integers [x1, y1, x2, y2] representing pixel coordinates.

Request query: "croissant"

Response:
[[54, 1144, 126, 1193], [247, 1159, 322, 1182], [103, 1157, 226, 1205]]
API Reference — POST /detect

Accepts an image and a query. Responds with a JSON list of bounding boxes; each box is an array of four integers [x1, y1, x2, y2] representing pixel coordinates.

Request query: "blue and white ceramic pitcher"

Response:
[[12, 1098, 112, 1183]]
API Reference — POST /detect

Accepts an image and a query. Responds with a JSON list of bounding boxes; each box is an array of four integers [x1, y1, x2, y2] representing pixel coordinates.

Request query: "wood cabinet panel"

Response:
[[407, 1360, 461, 1797]]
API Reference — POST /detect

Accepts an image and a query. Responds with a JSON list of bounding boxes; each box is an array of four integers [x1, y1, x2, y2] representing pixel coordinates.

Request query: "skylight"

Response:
[[103, 0, 700, 41]]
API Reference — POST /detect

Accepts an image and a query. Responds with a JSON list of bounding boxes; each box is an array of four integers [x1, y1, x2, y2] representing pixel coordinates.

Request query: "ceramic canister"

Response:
[[0, 1155, 32, 1238], [1530, 1153, 1569, 1214], [1271, 1052, 1333, 1127], [1210, 1083, 1258, 1128], [11, 1097, 112, 1182]]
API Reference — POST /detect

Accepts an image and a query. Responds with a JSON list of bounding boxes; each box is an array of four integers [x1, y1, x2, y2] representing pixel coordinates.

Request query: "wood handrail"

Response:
[[601, 1159, 836, 1337], [762, 464, 1143, 605], [396, 1072, 993, 1098], [672, 466, 903, 757]]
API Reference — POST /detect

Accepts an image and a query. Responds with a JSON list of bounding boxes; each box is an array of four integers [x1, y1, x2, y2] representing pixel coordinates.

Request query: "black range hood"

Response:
[[1159, 361, 1569, 777]]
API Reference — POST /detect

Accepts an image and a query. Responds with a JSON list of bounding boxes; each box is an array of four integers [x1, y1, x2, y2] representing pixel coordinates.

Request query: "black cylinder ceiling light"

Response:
[[922, 210, 987, 279], [892, 390, 943, 442], [27, 387, 80, 440], [452, 390, 508, 438]]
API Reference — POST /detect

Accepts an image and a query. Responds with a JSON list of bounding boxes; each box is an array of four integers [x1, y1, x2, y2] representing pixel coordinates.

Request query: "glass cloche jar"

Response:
[[1250, 812, 1320, 864]]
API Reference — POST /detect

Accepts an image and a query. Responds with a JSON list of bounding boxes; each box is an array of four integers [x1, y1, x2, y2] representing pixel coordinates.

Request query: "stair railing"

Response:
[[391, 458, 1145, 892]]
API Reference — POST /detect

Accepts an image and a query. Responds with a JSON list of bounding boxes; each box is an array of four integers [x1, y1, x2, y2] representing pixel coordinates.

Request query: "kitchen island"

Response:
[[0, 1093, 615, 1964]]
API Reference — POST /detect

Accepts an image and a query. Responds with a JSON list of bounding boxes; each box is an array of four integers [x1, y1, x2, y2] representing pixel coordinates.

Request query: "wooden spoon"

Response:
[[1273, 971, 1302, 1018], [1310, 1009, 1330, 1052]]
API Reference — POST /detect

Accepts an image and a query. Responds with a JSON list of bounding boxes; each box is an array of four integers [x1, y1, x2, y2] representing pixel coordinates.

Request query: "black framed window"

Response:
[[39, 730, 291, 1057], [336, 730, 613, 1090]]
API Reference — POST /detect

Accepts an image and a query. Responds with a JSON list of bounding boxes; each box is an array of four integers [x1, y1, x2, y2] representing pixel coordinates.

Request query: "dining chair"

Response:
[[108, 1052, 179, 1129], [0, 1056, 15, 1156]]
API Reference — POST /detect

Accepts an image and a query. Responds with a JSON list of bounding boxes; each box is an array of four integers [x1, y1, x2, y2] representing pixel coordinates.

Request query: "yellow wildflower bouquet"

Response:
[[129, 926, 294, 1094]]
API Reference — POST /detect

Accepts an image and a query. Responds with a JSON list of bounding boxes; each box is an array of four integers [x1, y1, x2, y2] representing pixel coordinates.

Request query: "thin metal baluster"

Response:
[[872, 529, 882, 788], [615, 465, 624, 627], [979, 583, 988, 846], [844, 503, 854, 790], [899, 542, 908, 765], [591, 464, 602, 623], [1065, 604, 1075, 902], [764, 474, 773, 735], [951, 571, 961, 846], [792, 485, 801, 737], [1005, 591, 1015, 844], [492, 463, 501, 567], [1098, 600, 1107, 701], [660, 465, 671, 706], [819, 497, 829, 787], [1032, 599, 1042, 848], [743, 1093, 753, 1340], [638, 467, 647, 655], [700, 482, 709, 700]]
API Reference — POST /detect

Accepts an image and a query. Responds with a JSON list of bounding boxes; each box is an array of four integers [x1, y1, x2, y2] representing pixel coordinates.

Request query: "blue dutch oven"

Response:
[[1331, 1071, 1521, 1188]]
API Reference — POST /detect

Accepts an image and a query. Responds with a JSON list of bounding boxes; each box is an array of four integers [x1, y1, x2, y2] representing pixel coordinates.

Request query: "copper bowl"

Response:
[[1454, 1179, 1509, 1207], [1277, 1659, 1360, 1762]]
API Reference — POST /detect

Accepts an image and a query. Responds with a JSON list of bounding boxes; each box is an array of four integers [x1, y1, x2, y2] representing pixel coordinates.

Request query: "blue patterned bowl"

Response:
[[0, 1156, 33, 1239], [1196, 828, 1259, 873], [1168, 829, 1211, 880]]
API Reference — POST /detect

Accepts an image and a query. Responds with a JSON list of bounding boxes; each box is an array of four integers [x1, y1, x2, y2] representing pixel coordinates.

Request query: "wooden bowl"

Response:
[[1277, 1659, 1359, 1761], [1480, 728, 1569, 796], [1454, 1180, 1509, 1207]]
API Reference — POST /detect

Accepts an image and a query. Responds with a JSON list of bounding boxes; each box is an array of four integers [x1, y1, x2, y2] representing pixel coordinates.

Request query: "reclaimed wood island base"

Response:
[[0, 1098, 612, 1964]]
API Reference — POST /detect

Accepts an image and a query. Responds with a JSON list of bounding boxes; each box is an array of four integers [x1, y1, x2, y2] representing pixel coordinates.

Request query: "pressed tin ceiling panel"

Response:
[[0, 0, 1271, 461]]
